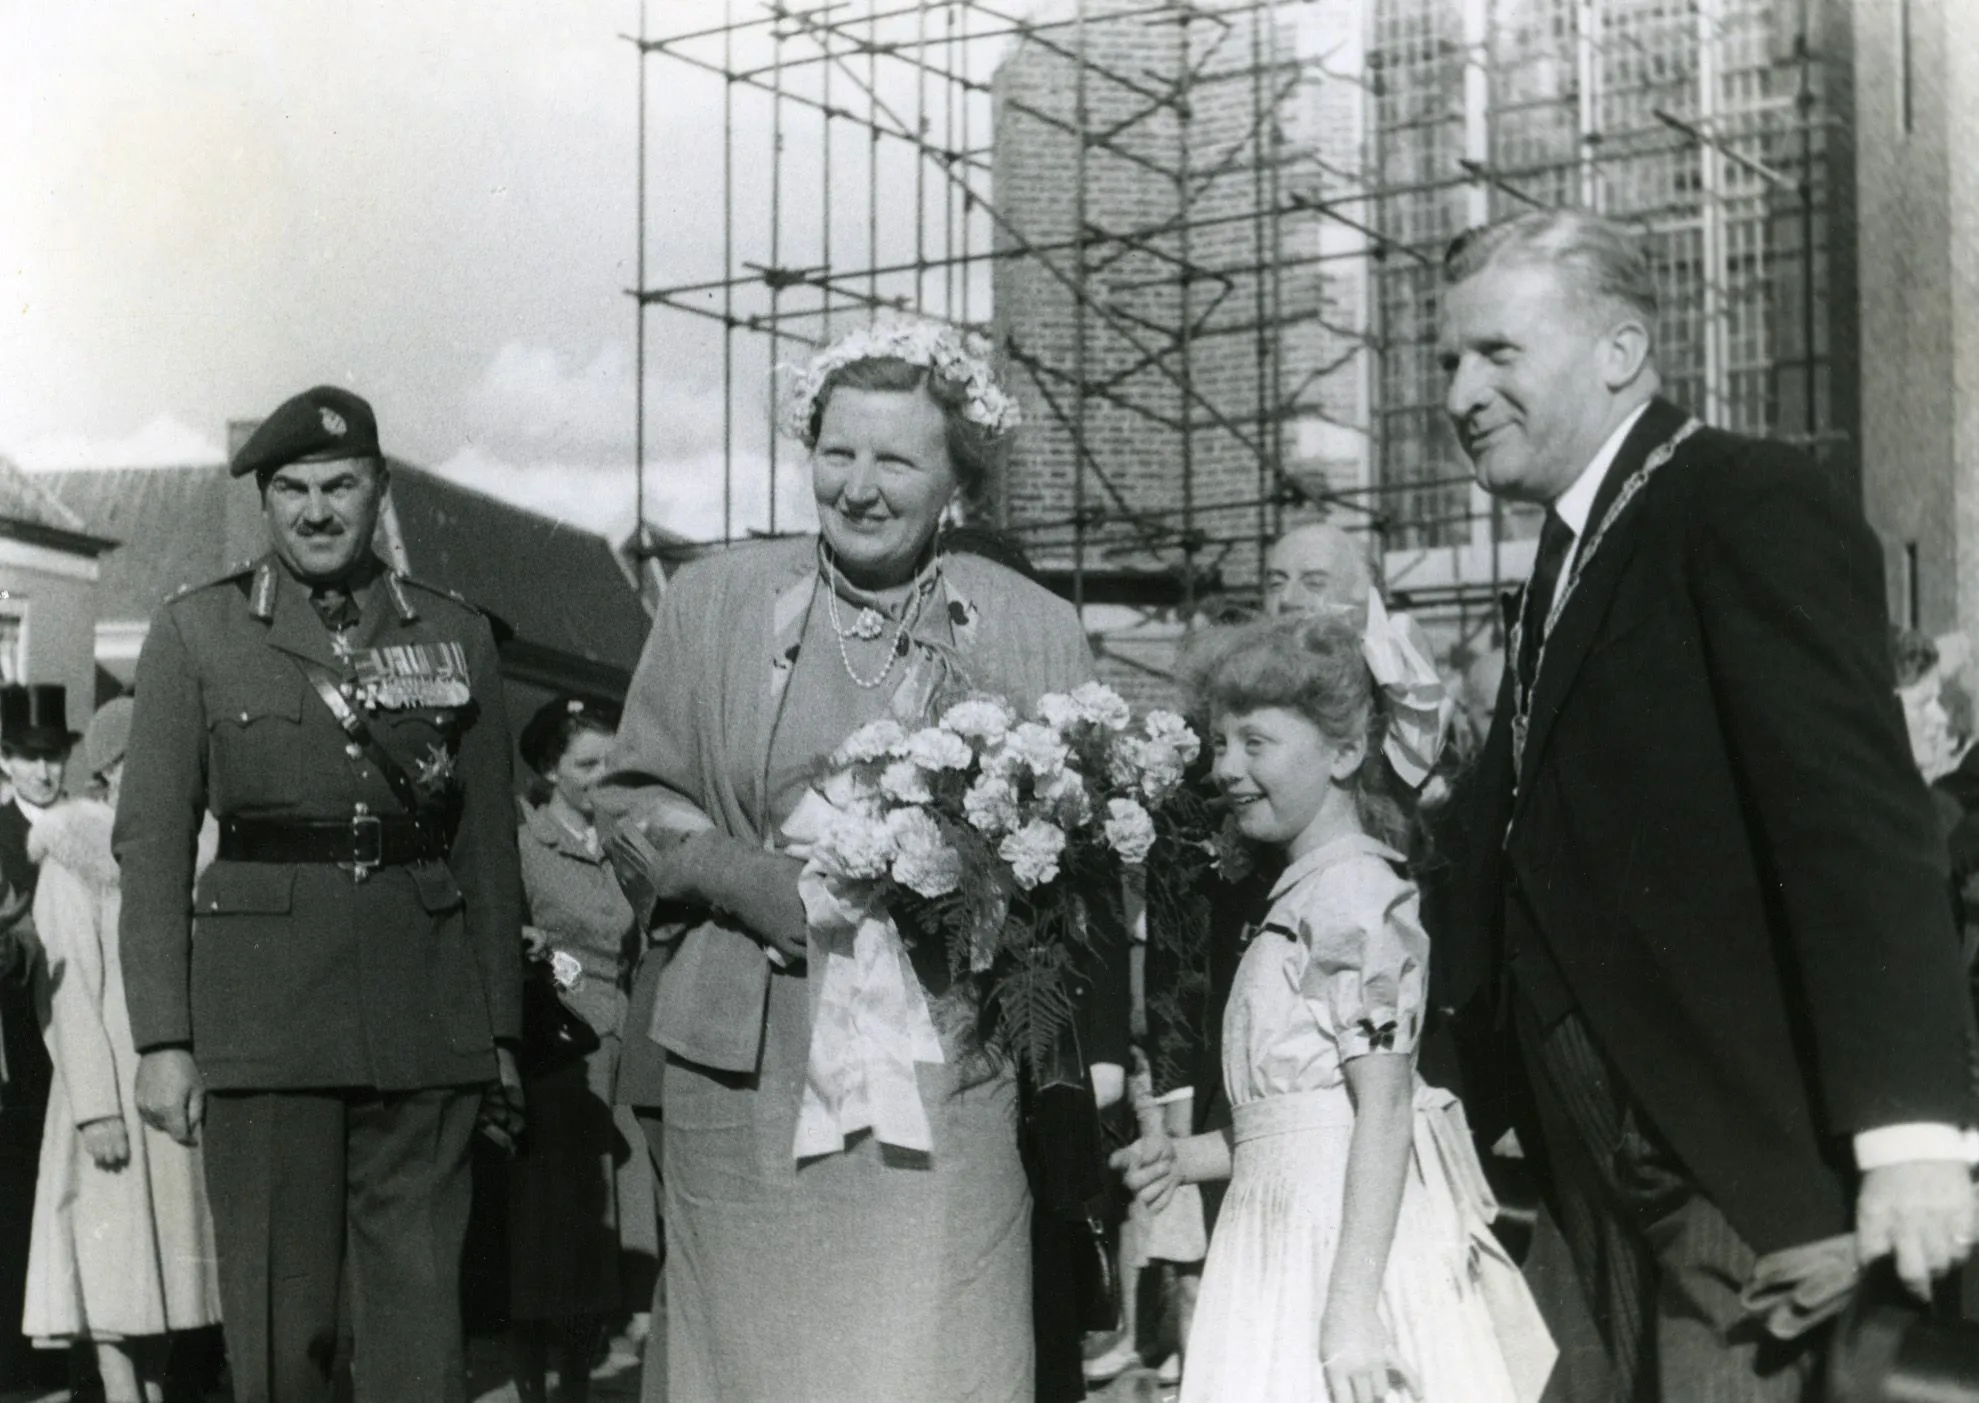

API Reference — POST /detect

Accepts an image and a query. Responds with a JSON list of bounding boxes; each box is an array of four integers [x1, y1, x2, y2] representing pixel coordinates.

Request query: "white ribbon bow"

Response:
[[1361, 589, 1454, 790], [781, 790, 945, 1162]]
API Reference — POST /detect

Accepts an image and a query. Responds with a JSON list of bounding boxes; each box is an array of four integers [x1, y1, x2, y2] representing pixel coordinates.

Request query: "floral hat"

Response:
[[781, 318, 1021, 447]]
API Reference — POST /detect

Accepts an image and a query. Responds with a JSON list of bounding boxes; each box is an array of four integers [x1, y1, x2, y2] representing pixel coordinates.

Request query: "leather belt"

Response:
[[218, 814, 445, 875]]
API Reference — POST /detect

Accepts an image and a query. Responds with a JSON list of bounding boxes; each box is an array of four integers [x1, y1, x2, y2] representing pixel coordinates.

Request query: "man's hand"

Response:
[[78, 1116, 131, 1171], [478, 1045, 526, 1155], [602, 821, 701, 922], [1856, 1158, 1977, 1299], [134, 1049, 204, 1146]]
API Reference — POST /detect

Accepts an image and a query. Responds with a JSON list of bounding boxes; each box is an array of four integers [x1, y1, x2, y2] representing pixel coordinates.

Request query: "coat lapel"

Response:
[[1514, 397, 1691, 804]]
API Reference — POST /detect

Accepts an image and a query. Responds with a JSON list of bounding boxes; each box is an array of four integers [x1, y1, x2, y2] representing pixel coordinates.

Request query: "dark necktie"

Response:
[[1517, 509, 1574, 695], [309, 587, 360, 634]]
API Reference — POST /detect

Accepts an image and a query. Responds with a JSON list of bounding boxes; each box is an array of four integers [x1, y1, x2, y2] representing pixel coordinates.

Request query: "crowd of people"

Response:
[[0, 205, 1973, 1403]]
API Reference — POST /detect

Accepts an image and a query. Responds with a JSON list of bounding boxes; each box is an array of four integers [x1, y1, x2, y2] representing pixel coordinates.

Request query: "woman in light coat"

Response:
[[23, 699, 221, 1402]]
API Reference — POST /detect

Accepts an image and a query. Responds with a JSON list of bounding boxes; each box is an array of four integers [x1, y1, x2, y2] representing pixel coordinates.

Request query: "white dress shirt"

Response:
[[1540, 405, 1972, 1170]]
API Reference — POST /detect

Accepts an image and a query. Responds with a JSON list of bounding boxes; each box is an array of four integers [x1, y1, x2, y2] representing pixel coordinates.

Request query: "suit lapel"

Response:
[[1514, 397, 1690, 804]]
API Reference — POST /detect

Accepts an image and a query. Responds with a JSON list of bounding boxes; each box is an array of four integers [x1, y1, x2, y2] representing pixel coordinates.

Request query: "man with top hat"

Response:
[[116, 385, 525, 1403], [0, 683, 76, 1388]]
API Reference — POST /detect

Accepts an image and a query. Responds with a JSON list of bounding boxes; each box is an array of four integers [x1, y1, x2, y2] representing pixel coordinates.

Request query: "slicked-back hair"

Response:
[[1443, 208, 1659, 332]]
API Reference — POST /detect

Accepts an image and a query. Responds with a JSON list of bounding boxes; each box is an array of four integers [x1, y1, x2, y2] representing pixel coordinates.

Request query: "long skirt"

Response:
[[1183, 1084, 1546, 1403], [663, 966, 1032, 1403]]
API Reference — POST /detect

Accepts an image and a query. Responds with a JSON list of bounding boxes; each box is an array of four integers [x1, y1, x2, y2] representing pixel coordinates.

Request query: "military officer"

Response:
[[117, 385, 525, 1403]]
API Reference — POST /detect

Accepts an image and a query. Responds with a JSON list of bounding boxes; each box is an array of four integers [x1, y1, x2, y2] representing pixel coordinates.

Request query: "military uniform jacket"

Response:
[[116, 554, 524, 1092]]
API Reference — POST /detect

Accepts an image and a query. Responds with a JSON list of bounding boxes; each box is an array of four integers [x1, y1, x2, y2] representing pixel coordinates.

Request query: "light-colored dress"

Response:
[[509, 801, 658, 1320], [1182, 833, 1546, 1403], [22, 798, 222, 1343], [598, 537, 1096, 1403]]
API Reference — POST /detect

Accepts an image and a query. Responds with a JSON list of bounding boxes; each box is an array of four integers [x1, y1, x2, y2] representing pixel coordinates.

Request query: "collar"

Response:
[[1550, 401, 1652, 537], [248, 551, 414, 625], [524, 800, 602, 862], [1267, 831, 1406, 901]]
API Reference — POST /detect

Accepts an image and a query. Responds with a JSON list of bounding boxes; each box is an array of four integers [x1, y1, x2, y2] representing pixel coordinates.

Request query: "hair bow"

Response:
[[1361, 589, 1452, 789]]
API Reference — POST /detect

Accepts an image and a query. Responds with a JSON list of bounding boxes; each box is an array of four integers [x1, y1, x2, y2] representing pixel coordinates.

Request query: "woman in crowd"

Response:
[[510, 696, 657, 1403], [1114, 614, 1550, 1403], [594, 321, 1121, 1402], [23, 698, 222, 1403]]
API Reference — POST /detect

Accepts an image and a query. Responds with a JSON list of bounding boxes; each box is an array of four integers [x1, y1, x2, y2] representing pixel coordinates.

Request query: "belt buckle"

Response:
[[350, 812, 383, 884]]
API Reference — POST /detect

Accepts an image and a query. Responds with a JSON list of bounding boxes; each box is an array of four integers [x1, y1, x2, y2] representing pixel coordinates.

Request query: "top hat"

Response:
[[0, 684, 78, 758]]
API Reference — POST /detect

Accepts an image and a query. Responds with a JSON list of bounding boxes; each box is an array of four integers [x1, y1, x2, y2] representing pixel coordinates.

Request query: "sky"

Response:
[[0, 1, 836, 542]]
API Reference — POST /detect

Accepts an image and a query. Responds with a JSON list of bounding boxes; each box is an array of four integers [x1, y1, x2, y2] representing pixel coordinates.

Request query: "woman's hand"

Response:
[[1109, 1133, 1180, 1215], [79, 1116, 131, 1171], [1321, 1302, 1419, 1403], [603, 821, 705, 916]]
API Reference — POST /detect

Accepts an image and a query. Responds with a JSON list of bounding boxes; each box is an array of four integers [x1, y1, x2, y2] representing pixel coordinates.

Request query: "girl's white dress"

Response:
[[1181, 833, 1554, 1403]]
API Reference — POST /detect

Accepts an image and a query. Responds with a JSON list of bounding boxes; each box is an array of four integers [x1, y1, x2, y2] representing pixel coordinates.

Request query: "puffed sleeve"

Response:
[[1298, 863, 1428, 1062]]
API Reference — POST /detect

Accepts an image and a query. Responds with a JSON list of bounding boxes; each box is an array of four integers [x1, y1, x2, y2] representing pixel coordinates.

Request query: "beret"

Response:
[[231, 385, 381, 479]]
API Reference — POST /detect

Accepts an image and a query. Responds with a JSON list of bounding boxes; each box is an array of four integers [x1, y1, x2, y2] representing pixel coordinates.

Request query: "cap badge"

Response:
[[320, 407, 348, 436]]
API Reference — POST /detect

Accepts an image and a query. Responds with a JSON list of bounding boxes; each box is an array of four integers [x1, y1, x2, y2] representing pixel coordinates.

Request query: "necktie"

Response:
[[310, 587, 360, 633], [1517, 509, 1574, 695]]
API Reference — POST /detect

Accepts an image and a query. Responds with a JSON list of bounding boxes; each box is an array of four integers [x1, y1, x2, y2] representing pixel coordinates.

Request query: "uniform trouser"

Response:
[[1513, 998, 1820, 1403], [203, 1086, 481, 1403]]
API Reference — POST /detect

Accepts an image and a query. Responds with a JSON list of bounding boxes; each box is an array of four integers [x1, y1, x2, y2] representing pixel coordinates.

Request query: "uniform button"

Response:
[[354, 802, 370, 816], [239, 710, 251, 723], [345, 743, 363, 759]]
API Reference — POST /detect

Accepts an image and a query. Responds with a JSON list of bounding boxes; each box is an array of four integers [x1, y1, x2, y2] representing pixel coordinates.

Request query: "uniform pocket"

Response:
[[192, 861, 296, 916], [205, 683, 305, 808], [409, 862, 465, 913], [189, 863, 299, 1066]]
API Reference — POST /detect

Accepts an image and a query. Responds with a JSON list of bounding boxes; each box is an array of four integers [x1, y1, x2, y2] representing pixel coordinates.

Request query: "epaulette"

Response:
[[394, 573, 487, 617], [165, 557, 260, 605]]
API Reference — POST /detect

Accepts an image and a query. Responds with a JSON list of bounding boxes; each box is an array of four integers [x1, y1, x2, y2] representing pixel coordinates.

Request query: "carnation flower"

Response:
[[1145, 709, 1194, 745], [999, 722, 1069, 779], [1103, 798, 1157, 865], [1036, 768, 1093, 828], [836, 718, 908, 765], [816, 811, 898, 881], [963, 773, 1022, 837], [940, 697, 1015, 746], [1139, 752, 1189, 805], [1071, 682, 1132, 732], [1000, 819, 1068, 890], [1036, 692, 1083, 732], [903, 727, 973, 772], [878, 759, 934, 805], [886, 807, 963, 898], [821, 765, 882, 815]]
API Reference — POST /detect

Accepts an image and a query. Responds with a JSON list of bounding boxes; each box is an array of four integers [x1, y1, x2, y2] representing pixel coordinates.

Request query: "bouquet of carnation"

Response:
[[780, 682, 1205, 1157]]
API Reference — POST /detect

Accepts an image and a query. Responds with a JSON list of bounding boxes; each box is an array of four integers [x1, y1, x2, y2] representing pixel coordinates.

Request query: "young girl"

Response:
[[1113, 612, 1551, 1403]]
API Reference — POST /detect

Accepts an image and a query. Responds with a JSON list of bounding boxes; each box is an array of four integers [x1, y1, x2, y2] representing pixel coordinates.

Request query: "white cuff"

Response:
[[765, 944, 791, 970], [1852, 1122, 1979, 1170], [1153, 1086, 1195, 1108]]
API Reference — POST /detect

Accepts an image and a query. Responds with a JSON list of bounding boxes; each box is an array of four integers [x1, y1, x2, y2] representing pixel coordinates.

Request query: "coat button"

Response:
[[346, 743, 363, 759], [239, 710, 250, 723]]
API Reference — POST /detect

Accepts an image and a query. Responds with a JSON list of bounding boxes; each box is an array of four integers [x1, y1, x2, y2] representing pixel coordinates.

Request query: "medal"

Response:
[[351, 641, 473, 710]]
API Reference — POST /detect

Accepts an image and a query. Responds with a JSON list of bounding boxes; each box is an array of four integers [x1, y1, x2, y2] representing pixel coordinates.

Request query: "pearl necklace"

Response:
[[822, 554, 938, 690]]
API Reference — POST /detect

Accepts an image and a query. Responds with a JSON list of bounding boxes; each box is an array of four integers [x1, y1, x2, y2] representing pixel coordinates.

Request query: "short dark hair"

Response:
[[800, 359, 1003, 507], [519, 696, 619, 780], [1444, 208, 1659, 331]]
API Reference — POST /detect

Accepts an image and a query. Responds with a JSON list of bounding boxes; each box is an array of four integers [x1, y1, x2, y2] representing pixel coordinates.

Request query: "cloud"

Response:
[[13, 415, 223, 471]]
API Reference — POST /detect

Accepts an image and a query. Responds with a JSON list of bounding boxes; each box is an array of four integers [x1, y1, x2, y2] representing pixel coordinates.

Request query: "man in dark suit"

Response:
[[118, 386, 525, 1403], [1435, 209, 1977, 1401]]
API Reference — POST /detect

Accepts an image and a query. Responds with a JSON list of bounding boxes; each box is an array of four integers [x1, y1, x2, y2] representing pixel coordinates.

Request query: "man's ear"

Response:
[[1600, 315, 1653, 392]]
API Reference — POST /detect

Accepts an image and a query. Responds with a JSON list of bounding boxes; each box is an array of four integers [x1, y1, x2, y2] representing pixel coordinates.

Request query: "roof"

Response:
[[383, 462, 651, 676], [38, 462, 652, 689], [38, 466, 234, 611], [0, 456, 117, 555]]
